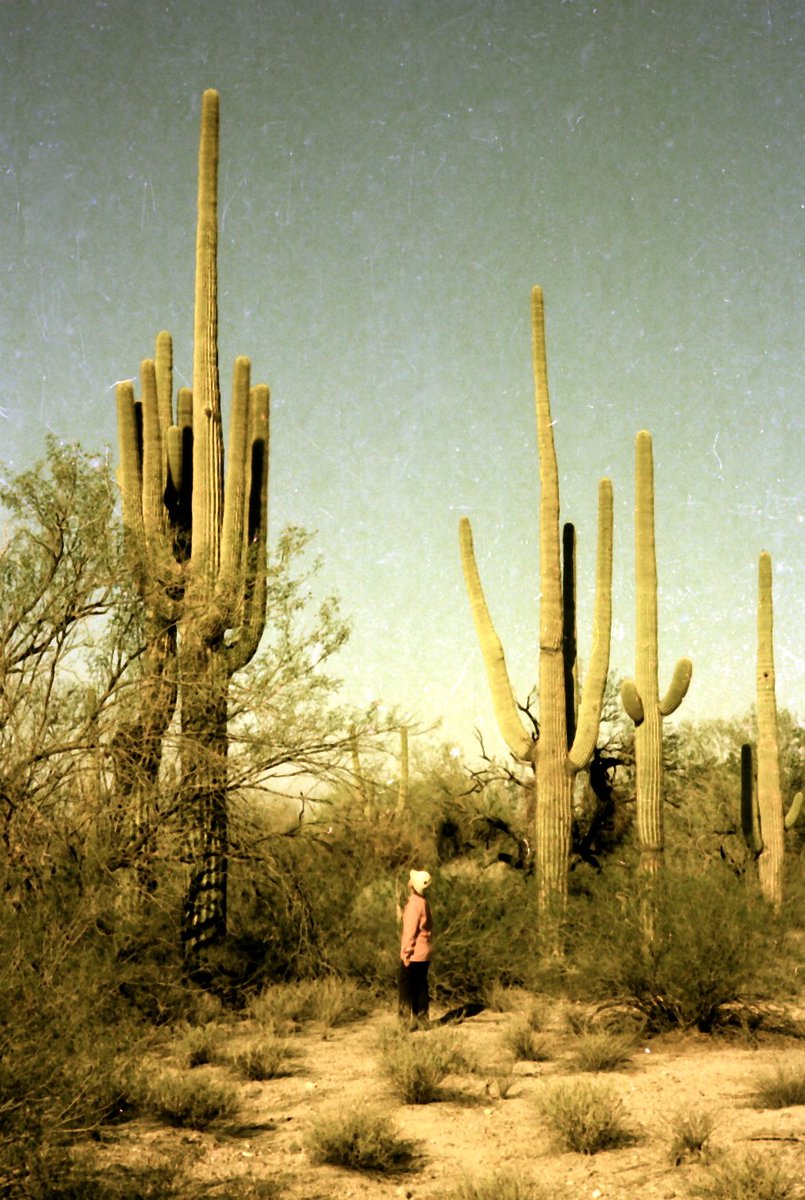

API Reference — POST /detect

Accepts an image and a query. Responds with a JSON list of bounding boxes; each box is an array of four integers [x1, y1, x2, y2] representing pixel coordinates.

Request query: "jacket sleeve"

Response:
[[400, 898, 421, 965]]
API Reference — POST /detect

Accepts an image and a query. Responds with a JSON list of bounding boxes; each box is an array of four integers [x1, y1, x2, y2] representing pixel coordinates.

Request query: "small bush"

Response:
[[445, 1173, 550, 1200], [537, 1079, 636, 1154], [690, 1150, 799, 1199], [17, 1147, 195, 1200], [305, 1106, 418, 1174], [503, 1021, 550, 1063], [378, 1027, 470, 1103], [227, 1036, 295, 1080], [144, 1069, 239, 1129], [568, 1031, 635, 1073], [487, 1061, 518, 1100], [667, 1108, 716, 1164], [177, 1021, 225, 1068], [247, 977, 369, 1032], [751, 1065, 805, 1109]]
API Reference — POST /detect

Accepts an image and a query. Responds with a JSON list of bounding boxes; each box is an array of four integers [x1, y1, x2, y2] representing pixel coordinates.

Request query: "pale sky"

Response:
[[1, 0, 802, 759]]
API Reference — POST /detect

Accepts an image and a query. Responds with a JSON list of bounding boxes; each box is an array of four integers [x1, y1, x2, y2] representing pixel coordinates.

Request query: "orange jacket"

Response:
[[400, 892, 433, 965]]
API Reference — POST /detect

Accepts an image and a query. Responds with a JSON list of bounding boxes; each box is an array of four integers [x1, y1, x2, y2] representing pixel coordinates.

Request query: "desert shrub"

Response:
[[444, 1174, 550, 1200], [502, 1021, 550, 1063], [568, 1031, 635, 1072], [690, 1151, 799, 1199], [177, 1021, 227, 1068], [227, 1036, 295, 1080], [564, 862, 791, 1031], [247, 977, 369, 1031], [143, 1069, 239, 1129], [13, 1147, 194, 1200], [751, 1065, 805, 1108], [305, 1106, 418, 1173], [668, 1108, 716, 1165], [486, 1060, 518, 1100], [537, 1079, 636, 1154], [378, 1026, 471, 1103]]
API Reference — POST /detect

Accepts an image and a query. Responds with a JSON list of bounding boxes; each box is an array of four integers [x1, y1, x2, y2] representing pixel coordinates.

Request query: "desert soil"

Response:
[[103, 996, 805, 1200]]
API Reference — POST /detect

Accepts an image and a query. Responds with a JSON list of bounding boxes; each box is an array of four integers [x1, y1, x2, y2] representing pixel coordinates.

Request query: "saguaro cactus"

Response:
[[460, 286, 613, 918], [620, 431, 692, 873], [740, 553, 802, 907], [116, 90, 270, 957]]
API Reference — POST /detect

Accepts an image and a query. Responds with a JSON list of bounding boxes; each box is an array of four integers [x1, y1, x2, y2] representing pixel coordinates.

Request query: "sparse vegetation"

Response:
[[690, 1151, 800, 1200], [143, 1070, 239, 1129], [667, 1108, 716, 1164], [227, 1036, 296, 1080], [751, 1065, 805, 1109], [568, 1030, 635, 1072], [537, 1079, 637, 1154], [305, 1106, 418, 1173], [444, 1174, 551, 1200], [378, 1026, 471, 1103], [502, 1020, 551, 1063]]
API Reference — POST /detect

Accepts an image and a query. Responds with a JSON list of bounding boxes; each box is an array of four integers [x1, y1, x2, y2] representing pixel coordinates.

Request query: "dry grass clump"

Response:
[[247, 977, 368, 1032], [689, 1150, 800, 1200], [502, 1020, 551, 1063], [305, 1106, 418, 1174], [143, 1069, 239, 1129], [444, 1172, 551, 1200], [486, 1059, 518, 1100], [567, 1030, 636, 1073], [176, 1021, 225, 1068], [667, 1107, 717, 1165], [377, 1026, 471, 1104], [226, 1035, 296, 1081], [537, 1079, 636, 1154], [750, 1065, 805, 1109]]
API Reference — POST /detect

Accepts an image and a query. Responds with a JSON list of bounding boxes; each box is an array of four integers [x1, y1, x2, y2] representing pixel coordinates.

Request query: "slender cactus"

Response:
[[620, 431, 692, 873], [740, 553, 802, 907], [396, 725, 409, 814], [116, 91, 270, 958], [460, 286, 613, 920]]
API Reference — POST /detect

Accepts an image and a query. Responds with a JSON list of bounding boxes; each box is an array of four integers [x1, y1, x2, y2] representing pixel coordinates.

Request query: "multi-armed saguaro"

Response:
[[460, 286, 613, 918], [620, 431, 692, 873], [740, 552, 802, 908], [117, 90, 270, 957]]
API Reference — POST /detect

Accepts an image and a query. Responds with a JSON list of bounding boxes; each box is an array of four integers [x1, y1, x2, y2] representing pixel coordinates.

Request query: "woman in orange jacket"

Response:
[[398, 868, 433, 1029]]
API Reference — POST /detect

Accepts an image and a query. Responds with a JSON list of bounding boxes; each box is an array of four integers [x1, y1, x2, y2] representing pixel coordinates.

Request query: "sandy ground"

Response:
[[101, 997, 805, 1200]]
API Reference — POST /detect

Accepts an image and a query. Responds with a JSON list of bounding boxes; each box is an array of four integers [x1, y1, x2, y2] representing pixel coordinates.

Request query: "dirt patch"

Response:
[[103, 998, 805, 1199]]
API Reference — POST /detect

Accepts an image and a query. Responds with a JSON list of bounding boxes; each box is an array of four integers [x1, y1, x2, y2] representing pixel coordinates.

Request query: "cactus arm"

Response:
[[562, 522, 578, 749], [459, 516, 534, 762], [620, 679, 644, 725], [116, 380, 145, 551], [225, 384, 270, 673], [741, 742, 763, 854], [155, 331, 174, 478], [756, 551, 785, 906], [218, 356, 251, 619], [192, 89, 224, 587], [659, 657, 693, 716], [567, 477, 614, 772], [397, 725, 409, 813], [785, 792, 803, 830]]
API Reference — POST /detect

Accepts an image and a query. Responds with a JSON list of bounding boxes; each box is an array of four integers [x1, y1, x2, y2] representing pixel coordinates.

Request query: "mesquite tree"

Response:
[[116, 90, 269, 958]]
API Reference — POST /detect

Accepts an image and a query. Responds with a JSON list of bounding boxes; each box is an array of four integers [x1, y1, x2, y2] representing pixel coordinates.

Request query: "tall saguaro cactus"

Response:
[[460, 286, 613, 919], [116, 90, 270, 957], [740, 552, 803, 908], [620, 431, 692, 872]]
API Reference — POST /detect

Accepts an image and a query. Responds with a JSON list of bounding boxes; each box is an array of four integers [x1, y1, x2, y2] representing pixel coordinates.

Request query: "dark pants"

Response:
[[398, 960, 430, 1023]]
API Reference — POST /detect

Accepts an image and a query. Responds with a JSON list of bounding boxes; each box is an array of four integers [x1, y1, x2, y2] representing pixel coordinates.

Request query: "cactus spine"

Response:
[[621, 431, 692, 872], [116, 91, 269, 957], [740, 552, 802, 907], [460, 286, 613, 918]]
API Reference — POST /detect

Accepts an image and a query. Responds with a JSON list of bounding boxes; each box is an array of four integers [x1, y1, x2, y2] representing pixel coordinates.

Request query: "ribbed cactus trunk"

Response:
[[755, 552, 785, 907], [621, 432, 692, 877], [460, 287, 613, 937], [116, 91, 270, 961]]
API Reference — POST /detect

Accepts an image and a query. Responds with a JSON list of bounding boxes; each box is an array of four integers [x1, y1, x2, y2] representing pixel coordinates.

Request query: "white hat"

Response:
[[409, 869, 431, 894]]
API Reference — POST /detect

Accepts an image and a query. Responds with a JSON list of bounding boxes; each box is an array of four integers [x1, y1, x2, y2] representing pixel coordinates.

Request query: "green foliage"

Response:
[[564, 862, 791, 1031], [690, 1151, 800, 1200], [751, 1066, 805, 1109], [537, 1079, 636, 1154], [377, 1026, 471, 1103], [304, 1106, 418, 1174], [667, 1108, 716, 1165], [143, 1069, 239, 1129], [568, 1031, 635, 1072]]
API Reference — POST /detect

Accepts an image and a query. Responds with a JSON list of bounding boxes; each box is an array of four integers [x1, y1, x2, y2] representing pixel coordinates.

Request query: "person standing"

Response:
[[399, 868, 433, 1029]]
